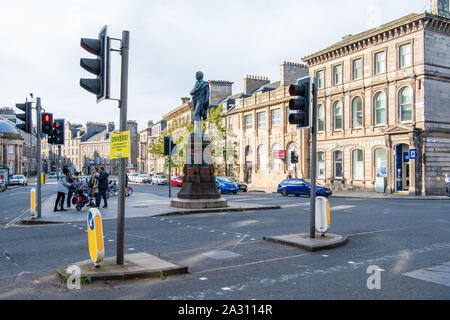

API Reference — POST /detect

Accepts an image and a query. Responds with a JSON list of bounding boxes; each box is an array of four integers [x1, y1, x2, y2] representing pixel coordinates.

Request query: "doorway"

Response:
[[395, 143, 410, 192]]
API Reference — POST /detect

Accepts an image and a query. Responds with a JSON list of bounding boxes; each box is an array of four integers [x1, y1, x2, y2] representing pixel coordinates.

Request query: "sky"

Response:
[[0, 0, 431, 131]]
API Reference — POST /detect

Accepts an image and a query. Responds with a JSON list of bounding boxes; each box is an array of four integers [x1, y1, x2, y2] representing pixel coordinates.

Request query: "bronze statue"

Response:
[[190, 71, 210, 131]]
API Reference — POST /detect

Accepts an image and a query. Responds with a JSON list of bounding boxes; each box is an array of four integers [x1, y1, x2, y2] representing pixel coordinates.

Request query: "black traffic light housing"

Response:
[[42, 113, 53, 136], [15, 102, 32, 133], [288, 76, 312, 129], [164, 136, 176, 156], [80, 25, 110, 103], [50, 119, 65, 145]]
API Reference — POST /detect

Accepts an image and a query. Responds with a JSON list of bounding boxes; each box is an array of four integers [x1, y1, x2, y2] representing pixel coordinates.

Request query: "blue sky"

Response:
[[0, 0, 431, 131]]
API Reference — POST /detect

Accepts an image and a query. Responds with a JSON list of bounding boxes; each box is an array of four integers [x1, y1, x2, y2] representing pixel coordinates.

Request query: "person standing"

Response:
[[88, 168, 99, 207], [96, 167, 109, 208], [66, 172, 75, 209], [54, 168, 73, 212]]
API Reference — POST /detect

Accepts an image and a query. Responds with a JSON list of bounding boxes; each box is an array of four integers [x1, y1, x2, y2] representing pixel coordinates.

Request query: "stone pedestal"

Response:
[[171, 133, 227, 208]]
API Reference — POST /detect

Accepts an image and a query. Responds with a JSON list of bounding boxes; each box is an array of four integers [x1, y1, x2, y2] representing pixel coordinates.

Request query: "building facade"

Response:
[[302, 9, 450, 195], [0, 116, 24, 176]]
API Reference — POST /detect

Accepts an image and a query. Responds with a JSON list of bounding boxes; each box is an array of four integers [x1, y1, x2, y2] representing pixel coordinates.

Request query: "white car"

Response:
[[48, 172, 57, 179], [136, 174, 151, 183], [128, 173, 140, 183], [8, 175, 28, 186], [152, 175, 168, 185]]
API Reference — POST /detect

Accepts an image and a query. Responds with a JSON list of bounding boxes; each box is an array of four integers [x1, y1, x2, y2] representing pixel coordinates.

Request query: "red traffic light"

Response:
[[44, 114, 50, 122]]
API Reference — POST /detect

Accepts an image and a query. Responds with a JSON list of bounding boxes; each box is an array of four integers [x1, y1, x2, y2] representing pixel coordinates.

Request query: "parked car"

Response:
[[136, 174, 151, 183], [48, 172, 57, 179], [216, 176, 239, 194], [8, 175, 28, 186], [170, 176, 183, 187], [0, 178, 6, 191], [128, 173, 140, 183], [277, 179, 332, 197], [222, 177, 247, 192], [152, 175, 168, 185]]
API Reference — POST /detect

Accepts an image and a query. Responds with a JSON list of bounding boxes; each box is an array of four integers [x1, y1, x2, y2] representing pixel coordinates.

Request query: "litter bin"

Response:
[[375, 176, 386, 193]]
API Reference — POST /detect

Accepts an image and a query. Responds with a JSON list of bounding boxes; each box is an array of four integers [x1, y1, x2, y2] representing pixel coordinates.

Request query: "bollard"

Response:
[[30, 188, 36, 219], [315, 196, 330, 234], [87, 208, 105, 267]]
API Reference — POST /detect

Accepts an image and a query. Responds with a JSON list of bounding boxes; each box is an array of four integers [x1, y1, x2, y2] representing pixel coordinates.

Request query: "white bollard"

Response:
[[315, 196, 330, 234]]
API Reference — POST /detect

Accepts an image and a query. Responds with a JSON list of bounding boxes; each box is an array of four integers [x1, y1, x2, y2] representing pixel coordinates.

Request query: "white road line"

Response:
[[346, 227, 412, 237]]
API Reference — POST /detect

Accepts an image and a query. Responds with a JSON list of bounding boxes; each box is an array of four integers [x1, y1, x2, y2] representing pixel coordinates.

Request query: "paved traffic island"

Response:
[[56, 252, 188, 282], [263, 233, 348, 252], [20, 192, 281, 225]]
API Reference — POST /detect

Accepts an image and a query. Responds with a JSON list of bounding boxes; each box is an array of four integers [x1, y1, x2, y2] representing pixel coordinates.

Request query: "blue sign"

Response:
[[408, 149, 417, 160], [88, 212, 95, 231]]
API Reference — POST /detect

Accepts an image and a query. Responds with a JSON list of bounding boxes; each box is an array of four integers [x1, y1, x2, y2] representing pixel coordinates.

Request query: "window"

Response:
[[374, 92, 386, 125], [334, 151, 343, 179], [271, 144, 281, 171], [317, 152, 325, 178], [257, 112, 266, 128], [317, 104, 325, 132], [257, 145, 267, 171], [334, 65, 342, 85], [353, 149, 364, 180], [228, 118, 233, 129], [374, 148, 387, 177], [399, 44, 412, 68], [375, 52, 386, 74], [399, 87, 412, 122], [271, 109, 281, 126], [8, 145, 15, 154], [333, 101, 343, 130], [245, 115, 253, 129], [352, 97, 363, 128], [353, 59, 363, 80], [317, 70, 325, 89]]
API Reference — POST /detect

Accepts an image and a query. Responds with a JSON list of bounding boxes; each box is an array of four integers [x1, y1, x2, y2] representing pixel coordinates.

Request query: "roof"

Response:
[[0, 116, 18, 134], [302, 13, 429, 62]]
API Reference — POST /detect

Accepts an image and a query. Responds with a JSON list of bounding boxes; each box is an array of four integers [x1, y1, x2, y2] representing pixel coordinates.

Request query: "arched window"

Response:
[[334, 150, 343, 179], [352, 149, 364, 180], [257, 145, 267, 171], [399, 87, 412, 122], [333, 101, 343, 130], [374, 92, 386, 125], [317, 151, 325, 178], [374, 148, 387, 177], [271, 144, 281, 171], [317, 104, 325, 132], [352, 97, 363, 128]]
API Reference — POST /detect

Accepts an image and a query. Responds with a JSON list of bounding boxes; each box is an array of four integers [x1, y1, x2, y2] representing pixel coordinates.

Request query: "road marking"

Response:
[[347, 227, 411, 237]]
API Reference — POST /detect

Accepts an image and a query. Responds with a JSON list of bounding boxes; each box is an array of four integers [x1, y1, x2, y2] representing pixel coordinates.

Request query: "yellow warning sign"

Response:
[[110, 131, 130, 159]]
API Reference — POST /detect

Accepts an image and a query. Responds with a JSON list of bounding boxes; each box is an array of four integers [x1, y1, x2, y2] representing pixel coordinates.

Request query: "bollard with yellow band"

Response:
[[30, 188, 36, 219], [315, 196, 330, 234], [87, 208, 105, 267], [41, 172, 45, 185]]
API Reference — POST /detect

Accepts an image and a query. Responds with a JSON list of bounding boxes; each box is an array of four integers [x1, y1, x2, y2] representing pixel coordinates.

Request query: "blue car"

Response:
[[216, 176, 239, 194], [277, 179, 332, 197]]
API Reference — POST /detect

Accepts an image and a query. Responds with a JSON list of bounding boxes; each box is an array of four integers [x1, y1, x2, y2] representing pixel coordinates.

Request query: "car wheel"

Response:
[[281, 188, 288, 197], [233, 191, 238, 194]]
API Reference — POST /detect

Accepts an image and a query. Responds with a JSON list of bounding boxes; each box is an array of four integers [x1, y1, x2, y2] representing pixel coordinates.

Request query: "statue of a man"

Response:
[[190, 71, 210, 126]]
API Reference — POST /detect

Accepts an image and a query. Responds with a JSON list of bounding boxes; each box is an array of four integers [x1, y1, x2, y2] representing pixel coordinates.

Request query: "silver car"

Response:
[[8, 175, 28, 186]]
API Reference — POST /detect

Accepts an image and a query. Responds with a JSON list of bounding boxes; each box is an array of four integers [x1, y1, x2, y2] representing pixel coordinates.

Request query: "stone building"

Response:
[[302, 4, 450, 195], [0, 116, 24, 176], [224, 62, 309, 187], [138, 120, 167, 174]]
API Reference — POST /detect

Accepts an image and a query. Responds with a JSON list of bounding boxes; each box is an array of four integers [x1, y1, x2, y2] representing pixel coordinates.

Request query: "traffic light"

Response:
[[15, 102, 32, 133], [164, 136, 176, 156], [50, 119, 65, 145], [42, 113, 53, 136], [288, 76, 312, 129], [80, 25, 110, 103], [290, 151, 298, 164]]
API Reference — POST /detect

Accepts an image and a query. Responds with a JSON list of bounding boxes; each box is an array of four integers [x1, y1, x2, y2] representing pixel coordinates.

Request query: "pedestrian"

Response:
[[96, 166, 109, 208], [88, 168, 99, 207], [54, 167, 73, 212], [445, 174, 450, 197], [66, 172, 75, 209]]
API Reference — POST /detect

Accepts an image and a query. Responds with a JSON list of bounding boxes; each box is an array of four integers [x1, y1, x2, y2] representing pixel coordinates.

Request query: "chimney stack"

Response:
[[280, 61, 309, 87], [243, 75, 270, 95]]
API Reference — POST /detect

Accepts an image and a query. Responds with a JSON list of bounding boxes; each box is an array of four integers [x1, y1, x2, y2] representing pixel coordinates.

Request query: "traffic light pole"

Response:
[[309, 78, 318, 239], [116, 30, 129, 265], [36, 97, 42, 219]]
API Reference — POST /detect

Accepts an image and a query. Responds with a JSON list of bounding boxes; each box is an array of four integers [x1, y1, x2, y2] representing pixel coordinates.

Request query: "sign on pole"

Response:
[[87, 208, 105, 266], [110, 131, 130, 159], [408, 149, 417, 160]]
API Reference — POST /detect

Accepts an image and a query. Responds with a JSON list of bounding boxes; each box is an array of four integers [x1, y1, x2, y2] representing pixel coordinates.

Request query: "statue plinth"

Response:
[[171, 133, 227, 209]]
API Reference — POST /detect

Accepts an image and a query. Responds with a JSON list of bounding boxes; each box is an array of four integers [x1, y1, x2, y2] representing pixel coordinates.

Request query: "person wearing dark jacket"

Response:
[[96, 167, 109, 208]]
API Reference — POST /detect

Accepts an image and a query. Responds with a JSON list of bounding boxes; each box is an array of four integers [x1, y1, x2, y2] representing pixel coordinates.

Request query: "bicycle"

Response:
[[125, 186, 133, 197]]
